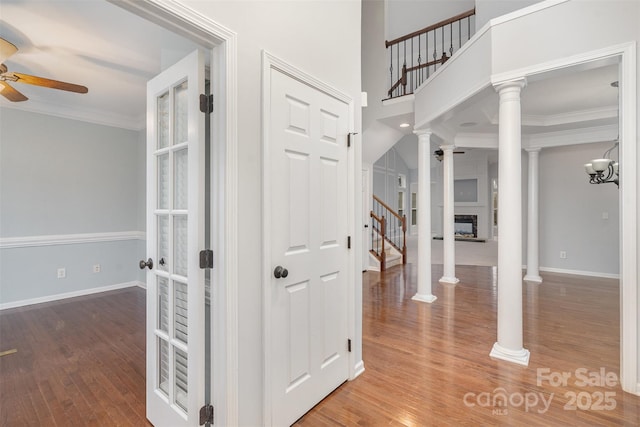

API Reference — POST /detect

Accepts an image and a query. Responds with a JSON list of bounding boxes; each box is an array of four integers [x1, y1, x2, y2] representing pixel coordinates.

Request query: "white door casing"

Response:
[[263, 53, 353, 426], [145, 50, 205, 426]]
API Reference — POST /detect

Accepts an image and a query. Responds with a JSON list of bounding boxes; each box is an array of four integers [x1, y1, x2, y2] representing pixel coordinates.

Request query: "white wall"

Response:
[[475, 0, 543, 30], [180, 2, 362, 425], [0, 108, 146, 306]]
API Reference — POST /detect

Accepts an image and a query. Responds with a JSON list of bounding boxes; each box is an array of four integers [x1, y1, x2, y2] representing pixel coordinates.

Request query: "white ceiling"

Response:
[[0, 0, 204, 130], [384, 61, 619, 169]]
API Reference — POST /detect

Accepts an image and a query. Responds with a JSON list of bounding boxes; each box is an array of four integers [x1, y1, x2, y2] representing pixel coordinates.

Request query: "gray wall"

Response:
[[386, 0, 475, 41], [0, 108, 146, 306], [534, 142, 619, 275], [373, 147, 410, 212]]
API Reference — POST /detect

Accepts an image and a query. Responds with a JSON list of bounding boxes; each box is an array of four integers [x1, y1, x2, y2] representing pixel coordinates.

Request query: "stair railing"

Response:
[[371, 195, 407, 270], [370, 211, 386, 270], [385, 8, 476, 99]]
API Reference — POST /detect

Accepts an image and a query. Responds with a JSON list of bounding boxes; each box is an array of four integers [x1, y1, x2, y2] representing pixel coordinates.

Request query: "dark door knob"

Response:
[[159, 258, 166, 266], [139, 258, 154, 270], [274, 266, 288, 279]]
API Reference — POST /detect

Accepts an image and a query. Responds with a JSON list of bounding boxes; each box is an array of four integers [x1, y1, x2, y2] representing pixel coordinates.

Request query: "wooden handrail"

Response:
[[387, 56, 447, 97], [370, 211, 384, 224], [385, 8, 476, 48], [373, 195, 404, 222]]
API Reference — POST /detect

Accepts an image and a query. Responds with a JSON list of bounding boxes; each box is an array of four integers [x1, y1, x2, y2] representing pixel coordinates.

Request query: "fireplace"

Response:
[[454, 214, 477, 238]]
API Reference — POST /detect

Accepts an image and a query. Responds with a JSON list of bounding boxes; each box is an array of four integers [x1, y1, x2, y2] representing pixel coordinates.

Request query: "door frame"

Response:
[[261, 50, 361, 425], [110, 0, 239, 424]]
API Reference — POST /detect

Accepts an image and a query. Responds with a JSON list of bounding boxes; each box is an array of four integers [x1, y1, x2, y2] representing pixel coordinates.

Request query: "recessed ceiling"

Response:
[[0, 0, 205, 130], [433, 62, 619, 137]]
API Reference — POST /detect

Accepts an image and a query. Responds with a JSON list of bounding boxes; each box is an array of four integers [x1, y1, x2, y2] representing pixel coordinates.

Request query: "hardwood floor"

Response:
[[296, 264, 640, 426], [0, 287, 150, 426], [2, 265, 638, 426]]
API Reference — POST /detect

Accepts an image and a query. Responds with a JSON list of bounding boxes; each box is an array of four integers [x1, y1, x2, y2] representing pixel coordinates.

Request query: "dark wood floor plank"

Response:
[[0, 287, 150, 426]]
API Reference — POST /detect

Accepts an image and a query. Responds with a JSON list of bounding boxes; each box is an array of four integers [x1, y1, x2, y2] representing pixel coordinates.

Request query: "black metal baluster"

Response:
[[402, 40, 407, 95], [450, 22, 453, 56], [389, 46, 393, 98], [411, 38, 414, 93], [418, 34, 422, 85], [441, 26, 445, 62], [396, 42, 400, 97]]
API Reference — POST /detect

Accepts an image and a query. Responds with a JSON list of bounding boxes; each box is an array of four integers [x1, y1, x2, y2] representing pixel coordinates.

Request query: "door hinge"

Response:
[[347, 132, 358, 148], [199, 404, 214, 425], [347, 236, 351, 249], [200, 94, 214, 114], [199, 249, 214, 269], [347, 338, 352, 353]]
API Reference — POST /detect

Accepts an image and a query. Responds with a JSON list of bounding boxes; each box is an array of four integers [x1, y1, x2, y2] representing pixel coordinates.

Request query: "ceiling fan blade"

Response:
[[0, 37, 18, 63], [0, 81, 28, 102], [11, 72, 88, 94]]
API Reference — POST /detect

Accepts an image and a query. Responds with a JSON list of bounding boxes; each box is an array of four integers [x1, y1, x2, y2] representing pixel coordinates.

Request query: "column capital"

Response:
[[525, 147, 541, 153], [415, 129, 433, 144], [439, 144, 456, 152], [494, 77, 527, 93], [414, 129, 433, 137]]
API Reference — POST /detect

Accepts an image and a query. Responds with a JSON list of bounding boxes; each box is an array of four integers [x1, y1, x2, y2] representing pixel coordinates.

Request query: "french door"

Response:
[[144, 50, 206, 426]]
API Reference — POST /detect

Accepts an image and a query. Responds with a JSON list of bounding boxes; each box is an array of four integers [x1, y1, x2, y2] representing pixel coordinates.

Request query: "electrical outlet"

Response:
[[93, 264, 101, 273], [602, 212, 609, 220], [560, 251, 567, 259], [57, 268, 66, 279]]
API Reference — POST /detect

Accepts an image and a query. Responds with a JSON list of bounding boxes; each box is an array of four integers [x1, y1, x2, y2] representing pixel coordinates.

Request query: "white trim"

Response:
[[352, 360, 366, 379], [0, 281, 143, 310], [486, 0, 570, 28], [0, 231, 145, 249], [538, 267, 620, 280], [617, 42, 637, 396], [110, 0, 239, 423], [262, 50, 357, 426], [490, 42, 628, 87], [1, 101, 144, 131], [521, 106, 618, 127], [382, 93, 414, 106], [525, 124, 618, 149]]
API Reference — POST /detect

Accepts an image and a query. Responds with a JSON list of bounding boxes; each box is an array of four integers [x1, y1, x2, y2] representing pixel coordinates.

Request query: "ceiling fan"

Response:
[[434, 148, 465, 161], [0, 37, 88, 102]]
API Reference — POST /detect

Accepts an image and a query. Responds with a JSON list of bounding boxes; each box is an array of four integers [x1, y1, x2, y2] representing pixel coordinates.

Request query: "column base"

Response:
[[439, 276, 460, 285], [523, 274, 543, 283], [412, 293, 437, 304], [489, 342, 530, 366]]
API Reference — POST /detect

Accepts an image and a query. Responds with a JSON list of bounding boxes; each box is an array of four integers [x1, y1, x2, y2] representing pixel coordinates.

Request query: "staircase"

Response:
[[385, 8, 476, 99], [369, 195, 406, 271]]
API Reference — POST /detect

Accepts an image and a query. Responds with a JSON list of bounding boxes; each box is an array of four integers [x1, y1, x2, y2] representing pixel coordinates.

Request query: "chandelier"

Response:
[[584, 141, 619, 187]]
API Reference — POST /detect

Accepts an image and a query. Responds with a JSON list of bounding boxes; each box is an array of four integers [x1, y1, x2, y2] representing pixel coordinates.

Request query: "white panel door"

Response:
[[145, 50, 205, 427], [269, 68, 350, 426]]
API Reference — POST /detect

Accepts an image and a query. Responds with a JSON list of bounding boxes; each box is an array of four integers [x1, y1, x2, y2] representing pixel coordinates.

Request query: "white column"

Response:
[[412, 130, 436, 303], [524, 148, 543, 283], [440, 145, 459, 285], [489, 79, 530, 366]]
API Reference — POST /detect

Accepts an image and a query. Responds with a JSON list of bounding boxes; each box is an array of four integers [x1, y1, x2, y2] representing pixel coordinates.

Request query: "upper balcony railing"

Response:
[[385, 8, 476, 99]]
